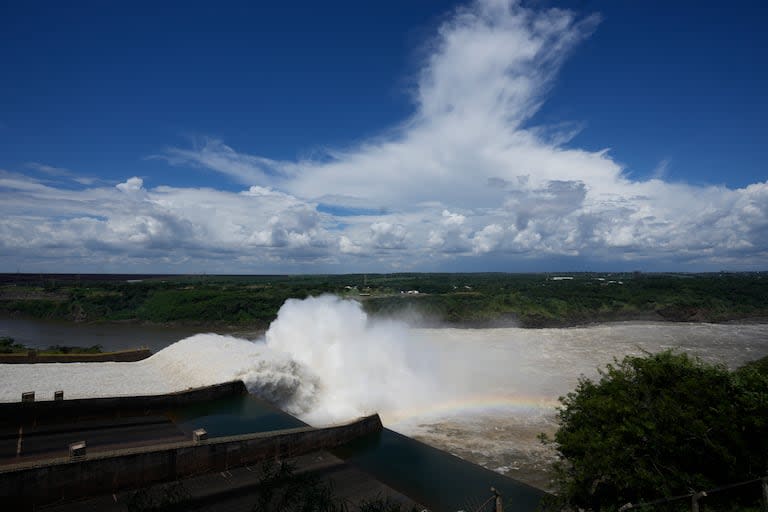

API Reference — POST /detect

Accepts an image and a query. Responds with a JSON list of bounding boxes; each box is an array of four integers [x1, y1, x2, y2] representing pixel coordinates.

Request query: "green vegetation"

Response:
[[40, 344, 104, 354], [1, 272, 767, 327], [0, 336, 102, 354], [0, 336, 25, 353], [542, 352, 768, 511]]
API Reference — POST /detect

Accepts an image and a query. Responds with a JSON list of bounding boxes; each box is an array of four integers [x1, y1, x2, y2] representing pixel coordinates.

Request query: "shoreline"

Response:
[[2, 310, 768, 331]]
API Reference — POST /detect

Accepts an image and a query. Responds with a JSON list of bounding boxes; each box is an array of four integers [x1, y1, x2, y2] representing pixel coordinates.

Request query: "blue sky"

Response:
[[1, 0, 766, 273]]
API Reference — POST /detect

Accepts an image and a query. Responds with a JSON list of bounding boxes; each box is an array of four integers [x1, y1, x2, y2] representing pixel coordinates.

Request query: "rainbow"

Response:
[[385, 393, 560, 426]]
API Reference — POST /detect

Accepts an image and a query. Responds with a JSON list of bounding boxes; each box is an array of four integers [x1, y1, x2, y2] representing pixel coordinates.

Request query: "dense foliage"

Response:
[[1, 272, 767, 327], [544, 352, 768, 511], [0, 336, 25, 353]]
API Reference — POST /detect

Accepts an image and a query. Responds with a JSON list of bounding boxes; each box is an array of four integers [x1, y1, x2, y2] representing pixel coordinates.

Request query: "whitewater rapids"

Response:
[[2, 295, 767, 488]]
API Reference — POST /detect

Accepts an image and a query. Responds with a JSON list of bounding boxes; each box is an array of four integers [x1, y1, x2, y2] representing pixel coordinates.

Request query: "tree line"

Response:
[[1, 272, 766, 327]]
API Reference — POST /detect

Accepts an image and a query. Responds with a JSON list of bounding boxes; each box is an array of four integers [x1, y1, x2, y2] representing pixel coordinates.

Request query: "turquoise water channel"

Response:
[[169, 393, 549, 512]]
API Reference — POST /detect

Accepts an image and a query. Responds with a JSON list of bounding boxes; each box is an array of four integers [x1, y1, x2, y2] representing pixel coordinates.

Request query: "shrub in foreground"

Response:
[[543, 351, 768, 511]]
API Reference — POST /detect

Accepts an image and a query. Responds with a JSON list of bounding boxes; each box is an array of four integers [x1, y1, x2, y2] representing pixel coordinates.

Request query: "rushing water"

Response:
[[397, 322, 768, 489], [2, 297, 767, 491]]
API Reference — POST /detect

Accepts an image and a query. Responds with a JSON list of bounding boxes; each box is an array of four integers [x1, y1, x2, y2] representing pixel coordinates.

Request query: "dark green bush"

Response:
[[544, 351, 768, 511]]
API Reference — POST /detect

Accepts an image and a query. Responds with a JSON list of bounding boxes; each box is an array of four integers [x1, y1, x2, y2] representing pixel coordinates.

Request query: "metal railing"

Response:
[[618, 476, 768, 511], [472, 487, 503, 512]]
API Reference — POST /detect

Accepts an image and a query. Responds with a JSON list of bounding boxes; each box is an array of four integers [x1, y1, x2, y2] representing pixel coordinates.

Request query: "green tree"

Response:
[[543, 351, 768, 511]]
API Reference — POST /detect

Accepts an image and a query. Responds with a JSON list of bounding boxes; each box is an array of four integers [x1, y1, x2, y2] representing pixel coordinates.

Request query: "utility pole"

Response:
[[474, 488, 502, 512], [691, 491, 707, 512], [492, 487, 502, 512], [761, 477, 768, 512]]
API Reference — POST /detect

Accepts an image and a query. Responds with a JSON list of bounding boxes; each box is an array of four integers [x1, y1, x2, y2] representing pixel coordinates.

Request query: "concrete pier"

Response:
[[0, 380, 248, 422]]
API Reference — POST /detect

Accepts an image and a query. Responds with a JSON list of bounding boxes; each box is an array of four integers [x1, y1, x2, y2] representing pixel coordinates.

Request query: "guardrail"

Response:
[[619, 476, 768, 511]]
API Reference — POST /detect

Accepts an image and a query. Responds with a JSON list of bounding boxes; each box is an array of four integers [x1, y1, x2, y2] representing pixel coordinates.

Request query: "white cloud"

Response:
[[370, 222, 408, 250], [651, 158, 671, 180], [156, 138, 293, 186], [25, 162, 99, 185], [339, 236, 364, 255], [0, 173, 336, 271], [427, 210, 472, 254], [473, 224, 505, 254], [1, 0, 766, 272], [116, 176, 145, 194]]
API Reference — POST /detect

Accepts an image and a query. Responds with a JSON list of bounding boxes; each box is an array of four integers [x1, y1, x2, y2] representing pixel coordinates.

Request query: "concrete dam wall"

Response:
[[0, 380, 247, 421], [0, 414, 383, 507], [0, 347, 152, 364]]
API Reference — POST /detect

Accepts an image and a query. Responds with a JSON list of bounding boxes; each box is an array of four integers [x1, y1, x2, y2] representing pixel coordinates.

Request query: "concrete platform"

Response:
[[0, 413, 186, 465], [40, 452, 422, 511], [0, 413, 388, 510]]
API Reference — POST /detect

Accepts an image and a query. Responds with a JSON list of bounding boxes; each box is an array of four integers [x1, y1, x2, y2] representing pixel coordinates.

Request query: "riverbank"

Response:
[[0, 335, 152, 363], [3, 307, 767, 332]]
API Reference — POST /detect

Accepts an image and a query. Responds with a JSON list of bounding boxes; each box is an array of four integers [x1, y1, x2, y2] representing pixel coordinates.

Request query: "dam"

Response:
[[0, 380, 549, 511], [4, 295, 763, 508]]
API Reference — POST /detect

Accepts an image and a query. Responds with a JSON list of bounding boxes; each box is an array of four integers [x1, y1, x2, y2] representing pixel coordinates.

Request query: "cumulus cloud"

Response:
[[116, 176, 145, 194], [428, 210, 472, 254], [0, 173, 336, 271], [1, 0, 766, 272], [369, 222, 408, 250]]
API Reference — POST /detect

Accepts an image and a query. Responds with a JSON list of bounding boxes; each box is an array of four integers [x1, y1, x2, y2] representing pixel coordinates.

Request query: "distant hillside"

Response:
[[1, 272, 767, 328]]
